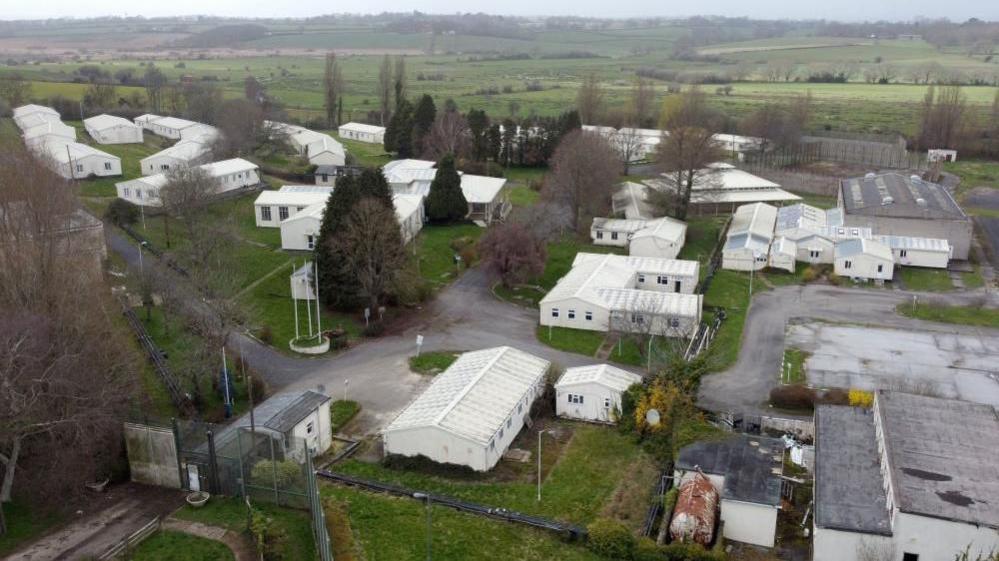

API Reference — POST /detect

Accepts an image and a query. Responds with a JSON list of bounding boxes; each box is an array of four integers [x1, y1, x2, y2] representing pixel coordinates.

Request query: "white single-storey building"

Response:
[[339, 122, 386, 144], [382, 346, 550, 472], [13, 104, 60, 129], [84, 114, 144, 144], [278, 193, 425, 251], [140, 139, 213, 175], [212, 390, 333, 461], [814, 392, 999, 561], [834, 238, 894, 282], [32, 137, 121, 179], [875, 235, 951, 269], [645, 164, 800, 217], [134, 114, 162, 129], [254, 186, 334, 228], [383, 160, 510, 226], [722, 202, 777, 271], [144, 116, 203, 140], [305, 135, 346, 167], [115, 158, 260, 207], [591, 217, 687, 260], [767, 236, 797, 273], [539, 252, 701, 337], [675, 435, 783, 548], [22, 120, 77, 146], [591, 217, 650, 248], [555, 364, 643, 423]]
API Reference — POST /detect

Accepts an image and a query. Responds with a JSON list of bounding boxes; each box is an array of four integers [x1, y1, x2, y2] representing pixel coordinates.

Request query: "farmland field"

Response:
[[2, 18, 997, 135]]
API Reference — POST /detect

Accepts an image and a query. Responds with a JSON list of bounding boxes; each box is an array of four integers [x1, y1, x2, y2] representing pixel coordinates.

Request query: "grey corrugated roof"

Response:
[[876, 391, 999, 529], [840, 173, 966, 220], [814, 405, 893, 535], [264, 391, 331, 433], [676, 435, 782, 506]]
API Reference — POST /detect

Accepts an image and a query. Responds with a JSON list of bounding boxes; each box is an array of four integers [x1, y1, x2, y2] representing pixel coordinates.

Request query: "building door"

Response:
[[674, 280, 681, 293]]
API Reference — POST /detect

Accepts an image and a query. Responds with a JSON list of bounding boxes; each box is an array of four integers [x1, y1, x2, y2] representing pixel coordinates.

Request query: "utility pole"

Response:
[[412, 493, 432, 561]]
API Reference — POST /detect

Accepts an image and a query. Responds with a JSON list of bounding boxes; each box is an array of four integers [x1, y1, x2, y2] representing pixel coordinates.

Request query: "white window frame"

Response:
[[261, 207, 272, 221], [278, 206, 289, 221], [551, 308, 559, 318], [585, 311, 593, 321], [568, 309, 575, 320]]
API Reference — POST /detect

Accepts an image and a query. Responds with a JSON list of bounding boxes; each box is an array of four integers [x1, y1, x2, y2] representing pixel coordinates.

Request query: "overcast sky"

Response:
[[1, 0, 996, 22]]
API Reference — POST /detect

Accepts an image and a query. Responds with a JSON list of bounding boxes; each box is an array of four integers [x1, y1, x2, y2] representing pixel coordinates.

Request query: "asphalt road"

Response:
[[696, 284, 999, 417]]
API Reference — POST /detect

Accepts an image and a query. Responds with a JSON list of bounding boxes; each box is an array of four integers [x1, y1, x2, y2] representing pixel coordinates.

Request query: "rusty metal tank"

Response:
[[669, 471, 719, 546]]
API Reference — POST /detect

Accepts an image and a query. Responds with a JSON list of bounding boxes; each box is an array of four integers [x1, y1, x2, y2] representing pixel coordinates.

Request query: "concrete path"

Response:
[[162, 517, 255, 561], [3, 483, 184, 561], [697, 283, 999, 417]]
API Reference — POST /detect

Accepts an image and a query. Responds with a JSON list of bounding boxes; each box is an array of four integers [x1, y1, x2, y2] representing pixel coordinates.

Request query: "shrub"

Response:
[[362, 321, 385, 338], [802, 266, 818, 283], [105, 198, 140, 227], [634, 538, 662, 561], [587, 518, 636, 560], [448, 235, 475, 253], [769, 384, 816, 410], [848, 388, 875, 408], [250, 459, 302, 489], [459, 245, 477, 268], [820, 387, 850, 405], [258, 324, 274, 344]]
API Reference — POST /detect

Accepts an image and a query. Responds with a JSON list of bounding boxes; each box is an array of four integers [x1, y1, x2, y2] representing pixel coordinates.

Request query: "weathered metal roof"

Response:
[[676, 435, 783, 506], [264, 391, 331, 434], [834, 238, 893, 262], [556, 364, 643, 392], [384, 347, 550, 446], [840, 173, 966, 220]]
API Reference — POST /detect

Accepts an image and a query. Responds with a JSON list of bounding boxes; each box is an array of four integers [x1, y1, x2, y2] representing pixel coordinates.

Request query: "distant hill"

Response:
[[175, 24, 268, 48]]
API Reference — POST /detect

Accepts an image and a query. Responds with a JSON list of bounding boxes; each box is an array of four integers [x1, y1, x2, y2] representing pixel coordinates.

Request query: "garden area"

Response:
[[131, 530, 235, 561], [172, 498, 316, 561]]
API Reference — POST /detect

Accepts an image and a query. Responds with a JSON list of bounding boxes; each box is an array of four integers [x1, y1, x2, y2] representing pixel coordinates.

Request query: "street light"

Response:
[[412, 492, 432, 561], [537, 429, 557, 502], [749, 250, 762, 297], [138, 240, 148, 275]]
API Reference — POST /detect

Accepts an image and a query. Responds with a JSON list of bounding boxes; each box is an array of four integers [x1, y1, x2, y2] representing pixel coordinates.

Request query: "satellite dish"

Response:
[[645, 409, 661, 427]]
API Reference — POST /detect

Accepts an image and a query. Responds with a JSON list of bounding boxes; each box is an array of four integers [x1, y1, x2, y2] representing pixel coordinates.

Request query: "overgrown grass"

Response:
[[413, 223, 484, 288], [539, 237, 624, 291], [493, 282, 546, 307], [536, 325, 605, 358], [173, 498, 315, 561], [331, 400, 361, 432], [960, 265, 985, 289], [329, 133, 393, 168], [896, 302, 999, 327], [899, 267, 954, 292], [677, 217, 726, 280], [0, 500, 64, 557], [782, 347, 810, 384], [333, 424, 650, 524], [702, 270, 752, 372], [131, 530, 235, 561], [409, 351, 461, 375]]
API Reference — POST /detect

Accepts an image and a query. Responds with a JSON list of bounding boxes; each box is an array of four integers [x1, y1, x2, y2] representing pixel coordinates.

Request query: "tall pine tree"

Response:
[[412, 94, 437, 156], [384, 99, 414, 157], [426, 155, 467, 223], [315, 175, 362, 309]]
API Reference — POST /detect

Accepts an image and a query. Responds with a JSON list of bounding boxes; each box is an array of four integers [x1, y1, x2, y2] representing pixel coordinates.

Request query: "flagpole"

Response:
[[314, 259, 321, 335], [292, 262, 299, 341]]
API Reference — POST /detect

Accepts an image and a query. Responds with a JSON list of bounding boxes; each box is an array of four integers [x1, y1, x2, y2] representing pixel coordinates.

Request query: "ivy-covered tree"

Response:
[[315, 175, 362, 309], [467, 109, 490, 161], [425, 155, 467, 223]]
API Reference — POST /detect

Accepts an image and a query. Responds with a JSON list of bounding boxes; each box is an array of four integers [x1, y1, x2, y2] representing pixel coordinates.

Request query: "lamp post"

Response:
[[537, 429, 556, 502], [412, 492, 432, 561], [749, 250, 761, 297], [138, 240, 148, 275]]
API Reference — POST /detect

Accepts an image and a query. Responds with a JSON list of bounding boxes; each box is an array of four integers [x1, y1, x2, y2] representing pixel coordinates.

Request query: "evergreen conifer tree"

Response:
[[426, 155, 468, 223]]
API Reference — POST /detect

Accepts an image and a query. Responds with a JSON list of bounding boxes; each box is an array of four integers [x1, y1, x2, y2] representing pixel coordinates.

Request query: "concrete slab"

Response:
[[787, 322, 999, 408]]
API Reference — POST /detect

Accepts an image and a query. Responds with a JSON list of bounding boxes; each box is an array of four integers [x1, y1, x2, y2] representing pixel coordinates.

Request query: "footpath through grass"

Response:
[[131, 530, 235, 561], [173, 498, 314, 561], [896, 302, 999, 327]]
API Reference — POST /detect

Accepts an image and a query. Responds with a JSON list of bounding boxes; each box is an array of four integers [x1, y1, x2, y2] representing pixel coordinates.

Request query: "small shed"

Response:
[[84, 114, 144, 144], [834, 238, 894, 281], [213, 390, 333, 460], [140, 139, 212, 175], [305, 135, 346, 167], [338, 122, 386, 144], [254, 185, 333, 228], [767, 236, 797, 273], [722, 203, 777, 271], [675, 435, 783, 548], [393, 193, 425, 244], [555, 364, 642, 423], [629, 217, 687, 260]]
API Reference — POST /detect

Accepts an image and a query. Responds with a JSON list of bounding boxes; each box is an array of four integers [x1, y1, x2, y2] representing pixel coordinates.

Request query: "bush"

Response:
[[362, 321, 385, 338], [820, 387, 850, 405], [250, 459, 302, 489], [634, 538, 662, 561], [586, 518, 636, 560], [849, 388, 875, 408], [802, 266, 818, 283], [105, 198, 140, 228], [769, 384, 816, 410], [258, 324, 274, 344]]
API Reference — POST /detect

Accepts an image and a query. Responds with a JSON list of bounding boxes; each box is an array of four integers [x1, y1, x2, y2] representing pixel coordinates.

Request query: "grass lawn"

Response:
[[239, 264, 363, 354], [961, 265, 985, 289], [323, 486, 602, 561], [414, 223, 484, 288], [896, 302, 999, 327], [173, 498, 315, 561], [945, 159, 999, 199], [703, 270, 752, 372], [789, 191, 838, 209], [782, 347, 809, 384], [131, 530, 235, 561], [759, 262, 810, 288], [493, 282, 547, 307], [328, 133, 393, 168], [330, 400, 361, 432], [536, 325, 605, 358], [899, 267, 954, 292], [0, 500, 64, 557], [677, 217, 726, 280], [67, 119, 167, 198], [333, 423, 652, 524], [539, 237, 624, 291], [409, 351, 461, 375], [507, 184, 541, 207]]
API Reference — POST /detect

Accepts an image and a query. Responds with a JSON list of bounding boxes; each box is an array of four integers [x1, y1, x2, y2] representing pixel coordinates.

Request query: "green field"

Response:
[[3, 19, 997, 136]]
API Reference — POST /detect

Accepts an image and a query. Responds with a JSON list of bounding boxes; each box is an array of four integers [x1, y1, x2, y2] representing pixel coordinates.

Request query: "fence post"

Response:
[[206, 429, 220, 495], [269, 436, 279, 505], [172, 418, 185, 490]]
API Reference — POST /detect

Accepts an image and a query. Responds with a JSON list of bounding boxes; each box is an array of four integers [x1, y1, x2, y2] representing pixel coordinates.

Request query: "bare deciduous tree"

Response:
[[478, 222, 547, 288], [422, 110, 470, 161], [654, 87, 725, 220], [629, 77, 655, 128], [323, 52, 343, 128], [377, 55, 392, 125], [543, 129, 620, 234], [575, 73, 604, 125], [159, 166, 229, 271], [212, 98, 266, 158], [917, 85, 968, 150], [333, 198, 407, 312]]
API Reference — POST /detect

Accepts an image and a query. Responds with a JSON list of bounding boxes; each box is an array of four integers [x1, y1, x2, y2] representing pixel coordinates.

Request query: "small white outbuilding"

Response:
[[834, 238, 894, 282], [555, 364, 643, 423], [629, 217, 687, 260], [140, 139, 212, 175], [33, 137, 121, 179], [722, 202, 778, 271], [115, 158, 259, 207], [383, 346, 550, 472], [84, 114, 144, 144], [338, 122, 386, 144], [254, 186, 334, 228]]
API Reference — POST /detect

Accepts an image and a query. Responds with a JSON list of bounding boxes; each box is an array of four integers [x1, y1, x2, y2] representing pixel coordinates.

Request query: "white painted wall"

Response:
[[633, 271, 696, 294], [63, 154, 122, 179], [539, 297, 610, 331], [338, 126, 384, 144], [835, 253, 893, 281], [215, 168, 260, 191], [288, 400, 333, 457], [590, 228, 629, 247], [723, 248, 769, 271], [87, 124, 143, 145], [555, 382, 626, 423], [629, 234, 684, 260], [814, 512, 999, 561], [280, 215, 321, 251], [892, 249, 949, 269], [256, 203, 315, 228], [794, 238, 835, 264], [721, 500, 778, 548]]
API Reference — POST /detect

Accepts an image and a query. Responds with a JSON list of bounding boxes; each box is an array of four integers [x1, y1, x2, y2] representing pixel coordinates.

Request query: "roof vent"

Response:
[[865, 172, 876, 179], [882, 196, 894, 205], [916, 198, 927, 207]]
